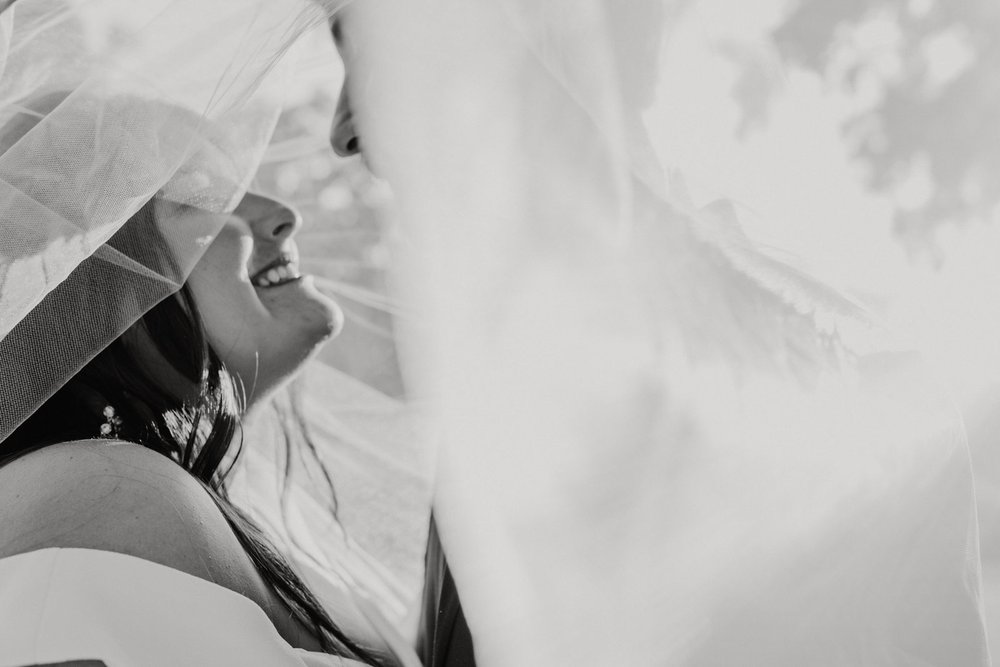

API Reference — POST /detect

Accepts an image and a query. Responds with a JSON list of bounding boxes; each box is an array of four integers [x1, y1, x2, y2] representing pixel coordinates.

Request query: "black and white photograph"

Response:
[[0, 0, 996, 664]]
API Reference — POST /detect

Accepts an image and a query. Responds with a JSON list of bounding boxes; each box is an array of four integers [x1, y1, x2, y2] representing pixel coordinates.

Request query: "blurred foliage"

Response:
[[749, 0, 1000, 252]]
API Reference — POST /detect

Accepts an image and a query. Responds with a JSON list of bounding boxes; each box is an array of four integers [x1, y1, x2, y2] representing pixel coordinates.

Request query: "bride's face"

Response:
[[156, 193, 342, 406]]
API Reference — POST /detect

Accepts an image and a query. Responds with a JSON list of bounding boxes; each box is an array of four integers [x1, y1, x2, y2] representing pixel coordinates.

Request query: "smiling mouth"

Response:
[[251, 257, 303, 288]]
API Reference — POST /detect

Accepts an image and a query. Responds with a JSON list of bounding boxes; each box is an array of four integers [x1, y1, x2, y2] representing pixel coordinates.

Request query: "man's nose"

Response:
[[330, 85, 360, 157]]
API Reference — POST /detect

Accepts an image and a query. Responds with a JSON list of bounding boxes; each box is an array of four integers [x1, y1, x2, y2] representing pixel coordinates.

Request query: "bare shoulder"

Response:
[[0, 440, 262, 600], [0, 440, 329, 650]]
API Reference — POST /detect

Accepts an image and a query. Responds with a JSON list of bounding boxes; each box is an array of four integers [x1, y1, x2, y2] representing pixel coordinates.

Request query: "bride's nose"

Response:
[[237, 192, 302, 242]]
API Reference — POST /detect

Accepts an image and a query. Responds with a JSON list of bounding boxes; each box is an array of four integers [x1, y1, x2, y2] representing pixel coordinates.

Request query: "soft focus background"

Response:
[[260, 1, 999, 649]]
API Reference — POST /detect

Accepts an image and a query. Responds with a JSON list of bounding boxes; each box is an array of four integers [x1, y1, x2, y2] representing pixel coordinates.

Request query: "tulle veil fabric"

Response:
[[0, 0, 319, 443], [334, 0, 991, 664]]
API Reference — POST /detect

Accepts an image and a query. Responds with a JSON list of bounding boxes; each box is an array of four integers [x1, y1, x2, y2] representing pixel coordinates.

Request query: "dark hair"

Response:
[[2, 202, 383, 665]]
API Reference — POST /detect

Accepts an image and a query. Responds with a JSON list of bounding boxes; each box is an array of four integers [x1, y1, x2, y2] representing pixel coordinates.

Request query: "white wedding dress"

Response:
[[0, 548, 364, 667], [0, 386, 427, 667], [0, 363, 427, 667]]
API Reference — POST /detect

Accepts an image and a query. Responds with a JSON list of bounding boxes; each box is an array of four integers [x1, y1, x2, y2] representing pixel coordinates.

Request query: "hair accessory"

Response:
[[99, 405, 123, 438]]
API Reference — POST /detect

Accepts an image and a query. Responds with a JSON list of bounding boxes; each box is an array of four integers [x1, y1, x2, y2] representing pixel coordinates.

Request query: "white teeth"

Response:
[[253, 261, 303, 288]]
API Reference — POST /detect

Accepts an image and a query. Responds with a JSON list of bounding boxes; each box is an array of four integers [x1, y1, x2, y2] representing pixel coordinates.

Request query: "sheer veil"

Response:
[[0, 0, 324, 442], [336, 0, 990, 664]]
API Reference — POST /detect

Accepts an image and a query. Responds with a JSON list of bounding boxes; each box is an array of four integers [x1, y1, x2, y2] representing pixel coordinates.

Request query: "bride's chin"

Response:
[[313, 296, 344, 341], [256, 275, 344, 342], [301, 275, 345, 340]]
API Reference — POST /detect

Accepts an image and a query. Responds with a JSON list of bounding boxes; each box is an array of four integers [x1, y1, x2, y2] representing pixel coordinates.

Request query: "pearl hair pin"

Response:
[[99, 405, 122, 438]]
